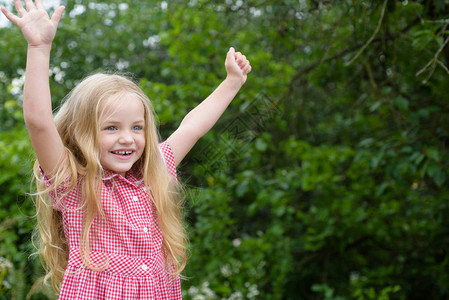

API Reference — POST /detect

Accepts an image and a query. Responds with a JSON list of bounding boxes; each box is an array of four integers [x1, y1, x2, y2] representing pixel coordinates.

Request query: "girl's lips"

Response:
[[110, 150, 135, 160]]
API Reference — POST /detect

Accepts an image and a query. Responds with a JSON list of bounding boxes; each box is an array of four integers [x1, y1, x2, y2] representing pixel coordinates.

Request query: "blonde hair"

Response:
[[32, 73, 187, 293]]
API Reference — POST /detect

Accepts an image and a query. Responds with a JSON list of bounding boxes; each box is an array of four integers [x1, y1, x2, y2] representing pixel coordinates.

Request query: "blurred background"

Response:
[[1, 0, 449, 299]]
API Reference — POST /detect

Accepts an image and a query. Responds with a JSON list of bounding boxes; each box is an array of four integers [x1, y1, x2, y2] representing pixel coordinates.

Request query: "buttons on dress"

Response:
[[143, 226, 148, 233], [141, 264, 148, 271], [132, 196, 138, 201]]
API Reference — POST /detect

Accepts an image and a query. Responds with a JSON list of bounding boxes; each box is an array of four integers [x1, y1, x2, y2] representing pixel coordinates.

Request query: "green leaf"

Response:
[[394, 97, 409, 111], [255, 138, 267, 151], [235, 180, 248, 197], [426, 162, 446, 187]]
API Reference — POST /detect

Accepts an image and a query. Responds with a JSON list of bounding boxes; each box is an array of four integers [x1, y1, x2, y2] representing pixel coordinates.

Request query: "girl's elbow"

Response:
[[24, 116, 53, 134]]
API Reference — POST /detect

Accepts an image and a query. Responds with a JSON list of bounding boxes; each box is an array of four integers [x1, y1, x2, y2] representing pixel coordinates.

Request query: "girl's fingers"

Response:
[[241, 60, 250, 73], [50, 6, 65, 25], [1, 7, 21, 25], [235, 52, 249, 70], [244, 64, 252, 75], [235, 52, 242, 62], [35, 0, 45, 10], [226, 47, 251, 78], [13, 0, 26, 17], [24, 0, 36, 11], [239, 56, 247, 68]]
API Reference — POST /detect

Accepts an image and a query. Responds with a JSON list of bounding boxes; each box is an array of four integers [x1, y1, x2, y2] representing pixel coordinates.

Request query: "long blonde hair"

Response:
[[32, 73, 187, 293]]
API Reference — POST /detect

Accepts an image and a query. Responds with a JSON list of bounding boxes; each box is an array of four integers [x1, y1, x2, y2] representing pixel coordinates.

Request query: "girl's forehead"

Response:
[[99, 92, 145, 121]]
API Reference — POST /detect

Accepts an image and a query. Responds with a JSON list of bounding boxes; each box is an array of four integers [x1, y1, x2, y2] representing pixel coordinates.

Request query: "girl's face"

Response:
[[99, 93, 146, 177]]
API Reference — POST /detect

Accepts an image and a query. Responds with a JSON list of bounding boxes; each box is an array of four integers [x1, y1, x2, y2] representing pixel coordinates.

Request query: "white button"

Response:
[[141, 264, 148, 271], [132, 196, 138, 201], [143, 226, 148, 233]]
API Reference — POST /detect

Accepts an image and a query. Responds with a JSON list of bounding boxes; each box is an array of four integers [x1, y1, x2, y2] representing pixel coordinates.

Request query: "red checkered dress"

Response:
[[42, 141, 182, 299]]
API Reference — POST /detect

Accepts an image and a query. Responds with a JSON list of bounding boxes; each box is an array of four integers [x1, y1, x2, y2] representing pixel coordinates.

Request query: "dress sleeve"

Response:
[[38, 166, 77, 212], [159, 141, 177, 180]]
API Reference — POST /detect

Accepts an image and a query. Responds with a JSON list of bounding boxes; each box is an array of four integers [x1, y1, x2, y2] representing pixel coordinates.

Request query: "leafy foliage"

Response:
[[0, 0, 448, 299]]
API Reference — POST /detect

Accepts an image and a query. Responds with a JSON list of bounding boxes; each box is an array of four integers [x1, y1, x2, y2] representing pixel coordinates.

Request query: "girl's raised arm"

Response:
[[1, 0, 66, 176], [167, 47, 252, 166]]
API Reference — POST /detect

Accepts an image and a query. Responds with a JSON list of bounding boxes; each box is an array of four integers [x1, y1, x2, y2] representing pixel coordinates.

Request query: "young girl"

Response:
[[1, 0, 251, 299]]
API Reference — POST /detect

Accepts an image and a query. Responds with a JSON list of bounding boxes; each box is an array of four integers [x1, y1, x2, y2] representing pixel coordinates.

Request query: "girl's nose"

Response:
[[118, 131, 133, 144]]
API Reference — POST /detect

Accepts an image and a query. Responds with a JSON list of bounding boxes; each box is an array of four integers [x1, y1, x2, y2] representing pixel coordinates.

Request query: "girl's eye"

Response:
[[133, 125, 143, 131], [105, 126, 117, 131]]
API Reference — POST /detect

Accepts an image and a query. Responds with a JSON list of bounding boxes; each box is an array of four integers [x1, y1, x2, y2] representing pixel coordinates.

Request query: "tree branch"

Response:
[[345, 0, 389, 66], [288, 16, 420, 90], [415, 29, 449, 79]]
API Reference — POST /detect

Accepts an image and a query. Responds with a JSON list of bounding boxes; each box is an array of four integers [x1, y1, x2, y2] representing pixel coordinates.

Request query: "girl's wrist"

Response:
[[28, 44, 52, 51], [27, 44, 52, 58], [224, 75, 244, 89]]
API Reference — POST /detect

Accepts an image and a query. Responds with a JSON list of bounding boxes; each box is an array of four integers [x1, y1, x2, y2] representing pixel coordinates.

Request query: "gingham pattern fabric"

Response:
[[42, 141, 181, 299]]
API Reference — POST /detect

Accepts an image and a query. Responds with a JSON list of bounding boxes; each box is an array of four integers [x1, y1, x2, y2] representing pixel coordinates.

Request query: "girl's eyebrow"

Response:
[[130, 119, 145, 124], [100, 119, 119, 124], [101, 119, 145, 124]]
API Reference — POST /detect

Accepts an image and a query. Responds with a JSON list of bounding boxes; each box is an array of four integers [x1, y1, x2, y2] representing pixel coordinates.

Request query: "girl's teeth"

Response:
[[113, 151, 132, 155]]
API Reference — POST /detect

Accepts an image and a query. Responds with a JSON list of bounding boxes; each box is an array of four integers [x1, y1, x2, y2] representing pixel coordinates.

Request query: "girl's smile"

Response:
[[99, 93, 146, 177], [110, 149, 136, 159]]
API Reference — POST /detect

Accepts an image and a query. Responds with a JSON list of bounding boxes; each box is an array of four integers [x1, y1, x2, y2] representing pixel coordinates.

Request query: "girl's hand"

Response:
[[1, 0, 65, 48], [225, 47, 252, 86]]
